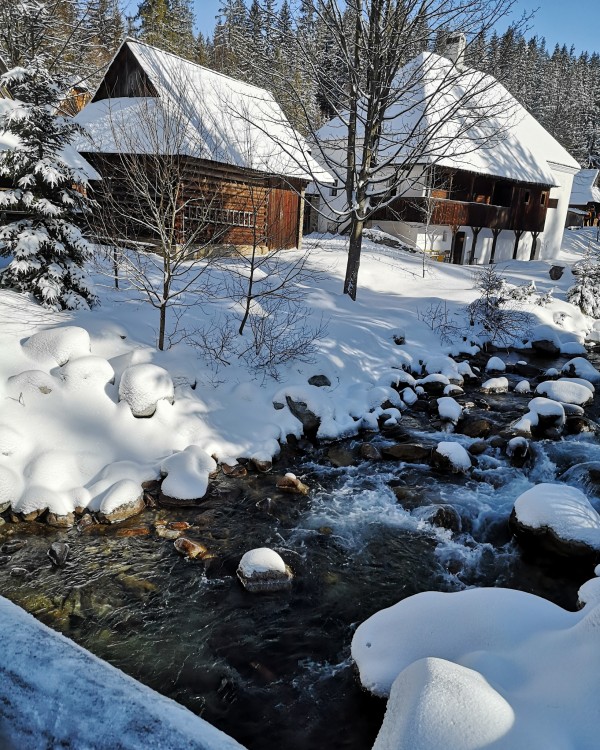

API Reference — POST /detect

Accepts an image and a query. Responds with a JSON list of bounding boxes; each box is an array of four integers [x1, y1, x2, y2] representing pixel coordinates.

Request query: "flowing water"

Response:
[[1, 355, 600, 750]]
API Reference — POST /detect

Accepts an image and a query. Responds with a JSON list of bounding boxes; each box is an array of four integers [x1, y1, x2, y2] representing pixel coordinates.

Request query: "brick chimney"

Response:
[[444, 32, 466, 70]]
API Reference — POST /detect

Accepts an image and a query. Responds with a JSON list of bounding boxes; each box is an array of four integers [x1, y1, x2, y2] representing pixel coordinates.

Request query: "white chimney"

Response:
[[445, 32, 466, 70]]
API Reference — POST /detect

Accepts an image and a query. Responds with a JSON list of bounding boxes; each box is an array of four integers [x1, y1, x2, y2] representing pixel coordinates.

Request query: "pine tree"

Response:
[[0, 60, 97, 310]]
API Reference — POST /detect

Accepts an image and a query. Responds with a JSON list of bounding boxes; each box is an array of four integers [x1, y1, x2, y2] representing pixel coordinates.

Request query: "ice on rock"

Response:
[[118, 363, 174, 417], [22, 326, 91, 365], [61, 355, 115, 389], [437, 397, 462, 424], [514, 380, 531, 394], [535, 380, 593, 406], [481, 376, 509, 394], [160, 445, 217, 501], [373, 657, 515, 750], [485, 356, 506, 372], [562, 357, 600, 383]]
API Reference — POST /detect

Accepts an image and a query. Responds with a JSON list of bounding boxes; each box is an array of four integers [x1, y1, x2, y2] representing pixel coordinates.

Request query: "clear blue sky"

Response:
[[193, 0, 599, 55]]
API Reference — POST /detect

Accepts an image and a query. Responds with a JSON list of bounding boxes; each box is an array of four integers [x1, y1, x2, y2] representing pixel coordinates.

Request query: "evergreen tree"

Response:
[[0, 60, 97, 310]]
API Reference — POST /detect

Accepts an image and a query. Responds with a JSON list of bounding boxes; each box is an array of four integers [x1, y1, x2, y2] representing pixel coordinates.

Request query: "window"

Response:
[[540, 192, 547, 206], [523, 191, 530, 205], [330, 180, 338, 197], [185, 203, 256, 228]]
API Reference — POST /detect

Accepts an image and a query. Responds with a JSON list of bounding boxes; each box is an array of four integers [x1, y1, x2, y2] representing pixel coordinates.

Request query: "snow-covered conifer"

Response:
[[0, 60, 97, 310], [567, 247, 600, 318]]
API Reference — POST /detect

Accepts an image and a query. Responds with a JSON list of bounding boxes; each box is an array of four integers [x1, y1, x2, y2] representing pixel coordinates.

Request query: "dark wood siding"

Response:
[[93, 45, 158, 101], [84, 153, 305, 250]]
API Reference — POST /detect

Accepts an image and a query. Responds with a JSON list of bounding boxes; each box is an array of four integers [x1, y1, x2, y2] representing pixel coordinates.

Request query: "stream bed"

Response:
[[1, 352, 600, 750]]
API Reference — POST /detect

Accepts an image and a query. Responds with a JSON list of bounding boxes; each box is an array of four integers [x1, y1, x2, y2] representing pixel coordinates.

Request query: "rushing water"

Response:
[[1, 355, 600, 750]]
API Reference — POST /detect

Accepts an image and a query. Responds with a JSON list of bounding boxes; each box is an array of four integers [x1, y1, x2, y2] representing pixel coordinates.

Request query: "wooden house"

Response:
[[568, 169, 600, 226], [309, 40, 580, 264], [74, 39, 327, 251]]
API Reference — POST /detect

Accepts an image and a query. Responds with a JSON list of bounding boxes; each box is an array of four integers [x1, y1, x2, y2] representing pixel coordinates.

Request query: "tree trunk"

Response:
[[344, 213, 364, 300], [158, 303, 167, 351]]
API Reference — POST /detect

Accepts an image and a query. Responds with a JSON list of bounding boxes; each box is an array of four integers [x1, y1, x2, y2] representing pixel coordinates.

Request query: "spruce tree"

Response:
[[0, 60, 97, 310]]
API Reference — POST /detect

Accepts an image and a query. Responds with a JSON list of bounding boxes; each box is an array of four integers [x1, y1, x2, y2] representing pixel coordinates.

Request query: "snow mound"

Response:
[[457, 361, 476, 379], [562, 357, 600, 383], [119, 363, 174, 417], [61, 355, 115, 389], [6, 369, 58, 396], [535, 380, 593, 406], [0, 466, 24, 508], [160, 445, 217, 500], [94, 478, 143, 516], [559, 377, 594, 393], [481, 376, 508, 394], [373, 657, 514, 750], [437, 397, 462, 424], [514, 380, 531, 394], [485, 356, 506, 372], [0, 424, 27, 456], [560, 340, 587, 355], [16, 449, 92, 515], [513, 483, 600, 549], [22, 326, 91, 365], [401, 387, 418, 406]]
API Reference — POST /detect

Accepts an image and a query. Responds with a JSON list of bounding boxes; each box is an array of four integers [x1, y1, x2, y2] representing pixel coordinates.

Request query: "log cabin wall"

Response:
[[93, 45, 158, 101], [84, 153, 304, 251]]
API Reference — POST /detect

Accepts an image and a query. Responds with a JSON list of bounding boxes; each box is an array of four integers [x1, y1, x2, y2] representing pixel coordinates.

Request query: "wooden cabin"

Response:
[[74, 39, 326, 252], [310, 43, 579, 264], [569, 169, 600, 226]]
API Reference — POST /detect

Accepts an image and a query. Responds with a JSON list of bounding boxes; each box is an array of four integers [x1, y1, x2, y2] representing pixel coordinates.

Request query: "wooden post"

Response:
[[489, 228, 501, 264], [529, 231, 540, 261], [469, 227, 482, 264], [512, 229, 524, 260]]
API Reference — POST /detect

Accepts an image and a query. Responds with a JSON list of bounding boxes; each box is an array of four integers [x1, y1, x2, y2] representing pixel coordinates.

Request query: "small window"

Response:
[[330, 180, 338, 197], [540, 192, 547, 206], [523, 191, 530, 205]]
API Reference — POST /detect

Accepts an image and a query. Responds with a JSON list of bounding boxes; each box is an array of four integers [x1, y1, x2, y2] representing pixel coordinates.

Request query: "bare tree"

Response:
[[256, 0, 530, 299], [85, 95, 226, 350]]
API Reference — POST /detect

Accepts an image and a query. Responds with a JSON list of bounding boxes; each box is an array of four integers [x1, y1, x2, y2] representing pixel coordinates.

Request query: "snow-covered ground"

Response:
[[0, 596, 245, 750], [1, 225, 600, 748]]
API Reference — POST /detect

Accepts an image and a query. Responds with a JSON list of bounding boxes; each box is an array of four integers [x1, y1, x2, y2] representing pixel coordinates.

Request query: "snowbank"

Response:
[[352, 586, 600, 749], [0, 597, 246, 750]]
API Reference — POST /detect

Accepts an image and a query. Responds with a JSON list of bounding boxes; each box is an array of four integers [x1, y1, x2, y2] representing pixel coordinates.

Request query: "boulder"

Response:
[[221, 463, 248, 478], [458, 418, 494, 439], [285, 396, 320, 437], [237, 547, 293, 592], [381, 443, 431, 463], [251, 458, 273, 473], [360, 443, 382, 461], [549, 265, 565, 280], [118, 363, 174, 418], [46, 512, 75, 529], [174, 537, 208, 559], [276, 473, 309, 495], [308, 374, 331, 387], [432, 442, 471, 474], [327, 447, 355, 468], [481, 377, 509, 394], [47, 542, 69, 567], [413, 504, 462, 534], [468, 440, 488, 456]]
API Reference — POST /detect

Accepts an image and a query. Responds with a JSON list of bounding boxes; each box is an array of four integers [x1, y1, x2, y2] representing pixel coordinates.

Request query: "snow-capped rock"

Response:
[[61, 355, 115, 390], [22, 326, 91, 366], [513, 397, 565, 435], [481, 376, 509, 394], [237, 548, 293, 592], [535, 380, 593, 406], [432, 442, 471, 473], [437, 397, 462, 425], [160, 446, 217, 504], [485, 356, 506, 372], [562, 357, 600, 383], [514, 380, 531, 394], [510, 483, 600, 559], [118, 363, 174, 417]]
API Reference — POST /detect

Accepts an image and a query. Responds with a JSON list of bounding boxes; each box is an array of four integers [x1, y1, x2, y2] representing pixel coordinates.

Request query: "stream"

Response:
[[1, 350, 599, 750]]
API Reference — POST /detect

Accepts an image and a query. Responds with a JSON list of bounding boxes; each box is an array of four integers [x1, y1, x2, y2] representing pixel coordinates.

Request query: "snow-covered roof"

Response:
[[0, 98, 100, 181], [74, 39, 330, 183], [570, 169, 600, 206], [317, 52, 579, 186]]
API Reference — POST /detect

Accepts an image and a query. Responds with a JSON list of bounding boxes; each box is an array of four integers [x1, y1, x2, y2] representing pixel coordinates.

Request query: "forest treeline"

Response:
[[1, 0, 598, 165]]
